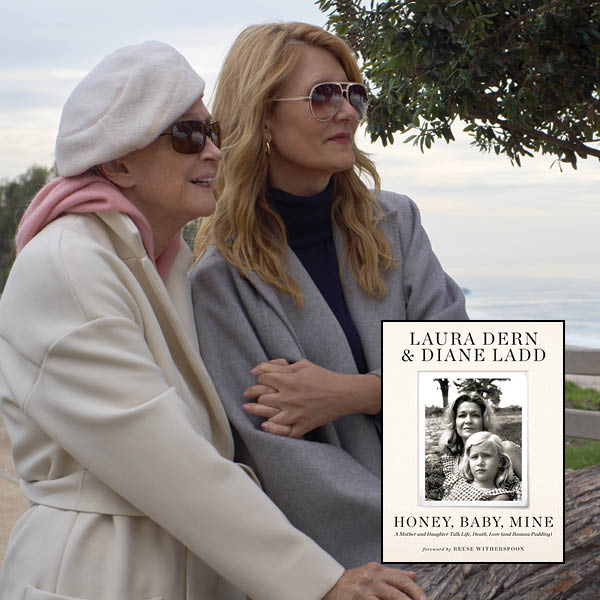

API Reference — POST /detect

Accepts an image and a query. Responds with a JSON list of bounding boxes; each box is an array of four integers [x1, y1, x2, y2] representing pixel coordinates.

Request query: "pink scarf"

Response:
[[16, 174, 180, 280]]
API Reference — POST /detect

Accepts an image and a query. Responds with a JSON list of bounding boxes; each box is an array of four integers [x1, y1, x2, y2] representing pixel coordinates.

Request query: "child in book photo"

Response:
[[443, 431, 521, 501]]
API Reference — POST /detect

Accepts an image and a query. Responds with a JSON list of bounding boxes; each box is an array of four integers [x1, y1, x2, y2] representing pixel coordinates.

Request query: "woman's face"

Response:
[[265, 45, 359, 196], [121, 98, 221, 243], [468, 443, 500, 487], [455, 401, 484, 442]]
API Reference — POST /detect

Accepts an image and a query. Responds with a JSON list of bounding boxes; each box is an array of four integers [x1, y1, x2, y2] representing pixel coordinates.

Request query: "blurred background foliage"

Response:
[[0, 165, 55, 292]]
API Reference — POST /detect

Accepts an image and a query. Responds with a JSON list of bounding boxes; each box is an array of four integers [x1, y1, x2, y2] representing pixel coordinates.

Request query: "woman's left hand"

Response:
[[242, 359, 380, 438]]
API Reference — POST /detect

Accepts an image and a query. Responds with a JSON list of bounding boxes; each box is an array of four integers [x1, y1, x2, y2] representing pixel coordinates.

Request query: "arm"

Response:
[[491, 493, 511, 501], [2, 225, 344, 600], [243, 195, 465, 435], [191, 252, 386, 568], [26, 322, 424, 598]]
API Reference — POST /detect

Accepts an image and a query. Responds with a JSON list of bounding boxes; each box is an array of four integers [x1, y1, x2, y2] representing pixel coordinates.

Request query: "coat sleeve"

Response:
[[2, 225, 343, 600], [191, 252, 386, 569]]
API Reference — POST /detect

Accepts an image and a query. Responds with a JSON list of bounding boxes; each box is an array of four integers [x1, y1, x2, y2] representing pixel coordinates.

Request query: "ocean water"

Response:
[[457, 275, 600, 349]]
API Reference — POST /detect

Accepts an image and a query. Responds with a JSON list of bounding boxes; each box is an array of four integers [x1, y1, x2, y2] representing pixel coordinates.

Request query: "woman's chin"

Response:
[[189, 192, 217, 218]]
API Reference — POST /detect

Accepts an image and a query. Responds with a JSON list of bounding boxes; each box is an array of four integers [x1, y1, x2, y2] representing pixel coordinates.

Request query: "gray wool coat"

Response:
[[190, 191, 468, 568]]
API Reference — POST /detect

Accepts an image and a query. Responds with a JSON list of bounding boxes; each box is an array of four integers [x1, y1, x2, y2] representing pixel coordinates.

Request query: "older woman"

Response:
[[190, 22, 467, 568], [0, 41, 425, 600], [439, 393, 522, 501]]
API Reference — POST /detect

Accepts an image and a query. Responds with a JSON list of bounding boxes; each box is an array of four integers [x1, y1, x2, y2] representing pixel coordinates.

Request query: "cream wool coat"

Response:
[[0, 211, 343, 600]]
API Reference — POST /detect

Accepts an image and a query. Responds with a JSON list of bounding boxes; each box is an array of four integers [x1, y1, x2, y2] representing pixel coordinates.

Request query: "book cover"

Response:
[[382, 320, 564, 563]]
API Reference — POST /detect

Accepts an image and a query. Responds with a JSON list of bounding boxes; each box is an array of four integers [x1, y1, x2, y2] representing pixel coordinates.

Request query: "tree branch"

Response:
[[475, 0, 571, 47], [469, 109, 600, 159], [496, 118, 600, 159]]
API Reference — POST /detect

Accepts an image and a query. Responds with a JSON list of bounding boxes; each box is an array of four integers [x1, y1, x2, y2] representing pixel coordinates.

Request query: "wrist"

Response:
[[336, 372, 381, 417]]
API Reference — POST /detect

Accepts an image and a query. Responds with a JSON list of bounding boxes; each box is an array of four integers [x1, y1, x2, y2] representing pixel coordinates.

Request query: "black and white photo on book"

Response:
[[382, 321, 564, 564], [420, 372, 527, 507]]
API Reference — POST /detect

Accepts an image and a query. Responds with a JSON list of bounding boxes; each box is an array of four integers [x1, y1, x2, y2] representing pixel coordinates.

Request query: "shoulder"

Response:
[[17, 212, 132, 272], [38, 214, 138, 307], [372, 190, 427, 247], [190, 246, 266, 314], [441, 453, 460, 475], [1, 214, 141, 351], [191, 245, 231, 277], [189, 246, 242, 294], [20, 212, 112, 255], [491, 493, 511, 501], [374, 190, 420, 220], [502, 440, 520, 452], [7, 214, 118, 307]]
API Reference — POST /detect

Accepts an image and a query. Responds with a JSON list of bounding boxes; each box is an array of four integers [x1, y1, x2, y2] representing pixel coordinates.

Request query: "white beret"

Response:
[[55, 41, 205, 176]]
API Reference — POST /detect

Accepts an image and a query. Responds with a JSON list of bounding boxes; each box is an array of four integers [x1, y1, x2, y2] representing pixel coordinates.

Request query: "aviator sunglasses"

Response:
[[158, 119, 221, 154], [274, 82, 368, 122]]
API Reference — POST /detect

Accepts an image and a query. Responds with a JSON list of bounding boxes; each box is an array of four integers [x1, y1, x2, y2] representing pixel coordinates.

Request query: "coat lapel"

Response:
[[95, 212, 234, 458], [333, 205, 404, 373], [251, 246, 358, 374]]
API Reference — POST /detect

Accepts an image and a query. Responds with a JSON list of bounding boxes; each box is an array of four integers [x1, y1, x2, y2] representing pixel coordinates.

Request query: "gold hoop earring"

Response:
[[265, 140, 271, 156]]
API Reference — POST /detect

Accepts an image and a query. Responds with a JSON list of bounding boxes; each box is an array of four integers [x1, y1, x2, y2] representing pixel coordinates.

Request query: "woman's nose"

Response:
[[336, 93, 358, 121], [200, 137, 223, 162]]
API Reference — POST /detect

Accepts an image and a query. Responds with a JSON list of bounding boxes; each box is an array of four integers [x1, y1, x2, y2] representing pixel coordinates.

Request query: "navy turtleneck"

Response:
[[267, 180, 368, 374]]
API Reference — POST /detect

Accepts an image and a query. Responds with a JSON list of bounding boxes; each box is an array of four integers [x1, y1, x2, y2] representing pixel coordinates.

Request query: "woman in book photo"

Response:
[[444, 431, 520, 501], [0, 40, 425, 600], [439, 393, 522, 502], [190, 20, 467, 568]]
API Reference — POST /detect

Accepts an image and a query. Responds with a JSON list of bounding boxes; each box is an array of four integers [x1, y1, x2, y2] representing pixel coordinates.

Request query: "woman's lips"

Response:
[[328, 133, 351, 144], [190, 176, 215, 188]]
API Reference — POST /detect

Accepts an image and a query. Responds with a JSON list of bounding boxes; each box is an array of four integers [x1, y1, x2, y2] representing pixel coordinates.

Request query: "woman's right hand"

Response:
[[323, 563, 426, 600], [243, 358, 381, 438]]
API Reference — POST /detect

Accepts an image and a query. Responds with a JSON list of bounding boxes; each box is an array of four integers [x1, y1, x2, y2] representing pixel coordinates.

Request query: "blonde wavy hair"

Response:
[[194, 22, 397, 307], [463, 432, 514, 488]]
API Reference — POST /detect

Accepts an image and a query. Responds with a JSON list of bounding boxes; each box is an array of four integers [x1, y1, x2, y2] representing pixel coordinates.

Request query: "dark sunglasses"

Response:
[[274, 82, 368, 121], [158, 119, 221, 154]]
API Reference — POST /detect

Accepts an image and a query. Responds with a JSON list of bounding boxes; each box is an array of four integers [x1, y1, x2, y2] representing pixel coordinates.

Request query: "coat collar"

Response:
[[94, 212, 195, 341]]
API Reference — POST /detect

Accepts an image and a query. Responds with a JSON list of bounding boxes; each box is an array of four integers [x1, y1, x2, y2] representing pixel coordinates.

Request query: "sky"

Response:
[[1, 0, 599, 291]]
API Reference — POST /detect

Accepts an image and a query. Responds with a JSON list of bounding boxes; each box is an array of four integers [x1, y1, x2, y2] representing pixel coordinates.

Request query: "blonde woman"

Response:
[[191, 22, 467, 568]]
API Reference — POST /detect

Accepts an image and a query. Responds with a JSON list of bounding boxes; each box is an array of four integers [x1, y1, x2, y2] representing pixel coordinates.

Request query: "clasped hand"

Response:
[[242, 359, 380, 438]]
